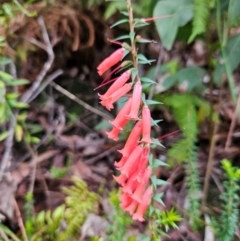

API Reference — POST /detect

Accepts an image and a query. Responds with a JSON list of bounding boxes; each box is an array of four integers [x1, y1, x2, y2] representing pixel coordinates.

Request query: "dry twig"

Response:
[[20, 16, 54, 103], [51, 82, 113, 120], [13, 198, 29, 241], [225, 93, 240, 149]]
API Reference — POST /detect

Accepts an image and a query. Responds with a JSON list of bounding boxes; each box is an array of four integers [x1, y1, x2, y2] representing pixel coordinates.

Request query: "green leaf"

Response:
[[228, 0, 240, 26], [152, 159, 168, 169], [153, 193, 165, 206], [129, 32, 135, 43], [138, 60, 156, 65], [0, 57, 11, 66], [110, 19, 128, 28], [0, 131, 9, 141], [139, 234, 151, 241], [175, 67, 206, 90], [120, 11, 129, 16], [6, 92, 19, 99], [5, 78, 30, 86], [131, 68, 138, 82], [113, 35, 130, 41], [134, 22, 149, 28], [214, 33, 240, 84], [137, 54, 155, 64], [188, 0, 210, 42], [11, 101, 29, 109], [152, 138, 165, 148], [151, 175, 168, 190], [162, 75, 178, 90], [137, 38, 156, 43], [15, 124, 23, 142], [151, 118, 162, 126], [145, 99, 162, 105], [153, 0, 193, 50], [0, 70, 13, 82]]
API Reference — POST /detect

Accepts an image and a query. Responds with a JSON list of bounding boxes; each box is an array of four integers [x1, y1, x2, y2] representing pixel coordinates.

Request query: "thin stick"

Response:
[[27, 69, 63, 102], [20, 16, 54, 103], [13, 198, 29, 241], [85, 143, 122, 165], [51, 82, 113, 120], [0, 117, 16, 181], [225, 93, 240, 149]]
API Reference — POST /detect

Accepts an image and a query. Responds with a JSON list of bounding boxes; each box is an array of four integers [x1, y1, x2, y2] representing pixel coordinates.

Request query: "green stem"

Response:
[[216, 0, 237, 103], [222, 48, 237, 103], [126, 0, 140, 82]]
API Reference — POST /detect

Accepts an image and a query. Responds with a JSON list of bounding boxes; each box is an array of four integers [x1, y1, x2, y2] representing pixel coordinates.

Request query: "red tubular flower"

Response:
[[124, 199, 138, 215], [119, 192, 132, 208], [100, 83, 132, 111], [110, 97, 132, 130], [106, 126, 121, 141], [98, 70, 131, 101], [122, 175, 139, 194], [131, 168, 152, 202], [97, 48, 125, 76], [121, 145, 144, 177], [126, 81, 142, 120], [114, 156, 127, 169], [140, 105, 153, 143], [118, 120, 142, 157], [131, 146, 149, 183], [132, 187, 153, 222], [113, 173, 128, 186]]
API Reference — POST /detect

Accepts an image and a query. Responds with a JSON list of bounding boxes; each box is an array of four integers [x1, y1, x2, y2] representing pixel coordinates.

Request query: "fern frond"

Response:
[[163, 94, 208, 228], [184, 146, 201, 229], [189, 0, 210, 42], [214, 159, 240, 241], [29, 177, 99, 241]]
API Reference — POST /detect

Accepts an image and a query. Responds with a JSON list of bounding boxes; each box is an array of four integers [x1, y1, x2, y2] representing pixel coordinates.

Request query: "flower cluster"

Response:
[[96, 48, 153, 222]]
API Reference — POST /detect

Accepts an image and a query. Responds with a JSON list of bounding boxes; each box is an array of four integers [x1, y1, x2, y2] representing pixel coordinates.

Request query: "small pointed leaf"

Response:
[[110, 19, 128, 28]]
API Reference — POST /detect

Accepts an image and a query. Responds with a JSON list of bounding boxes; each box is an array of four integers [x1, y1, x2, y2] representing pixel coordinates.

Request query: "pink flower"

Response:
[[140, 106, 153, 143], [106, 126, 121, 141], [124, 199, 138, 215], [113, 173, 128, 186], [122, 174, 139, 194], [119, 192, 132, 208], [98, 70, 131, 101], [118, 121, 142, 157], [110, 97, 132, 130], [114, 157, 127, 169], [114, 156, 127, 169], [126, 81, 142, 120], [132, 187, 153, 222], [120, 145, 144, 177], [133, 146, 149, 183], [131, 168, 152, 202], [97, 48, 125, 76], [100, 83, 132, 111]]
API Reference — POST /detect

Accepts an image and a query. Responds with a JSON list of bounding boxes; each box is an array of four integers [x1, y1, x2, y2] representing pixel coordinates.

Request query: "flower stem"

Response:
[[126, 0, 140, 82]]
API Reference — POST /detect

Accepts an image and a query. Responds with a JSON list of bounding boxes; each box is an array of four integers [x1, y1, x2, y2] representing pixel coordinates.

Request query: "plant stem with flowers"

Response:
[[95, 0, 181, 239]]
